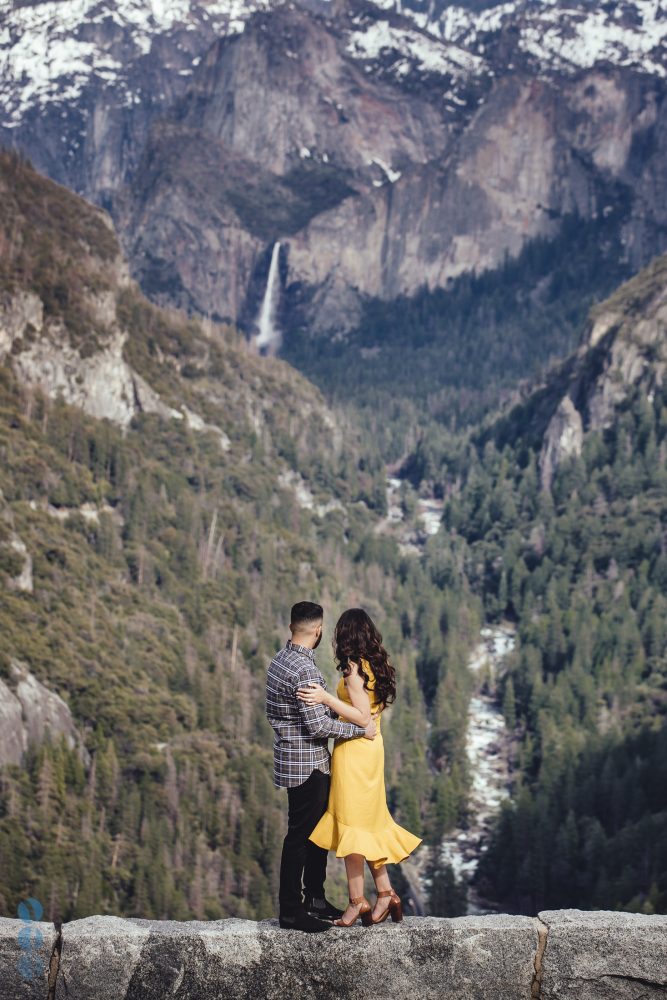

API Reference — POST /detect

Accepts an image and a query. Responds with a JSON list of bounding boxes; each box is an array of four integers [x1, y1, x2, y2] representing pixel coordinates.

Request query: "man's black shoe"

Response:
[[278, 908, 331, 933], [304, 895, 345, 921]]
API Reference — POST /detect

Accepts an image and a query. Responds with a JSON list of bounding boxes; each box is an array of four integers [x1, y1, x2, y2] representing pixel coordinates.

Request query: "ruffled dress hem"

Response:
[[309, 809, 423, 870]]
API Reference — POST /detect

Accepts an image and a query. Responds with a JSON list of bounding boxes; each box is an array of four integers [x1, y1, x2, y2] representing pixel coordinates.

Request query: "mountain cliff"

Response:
[[539, 251, 667, 486], [473, 249, 667, 487], [2, 0, 666, 342]]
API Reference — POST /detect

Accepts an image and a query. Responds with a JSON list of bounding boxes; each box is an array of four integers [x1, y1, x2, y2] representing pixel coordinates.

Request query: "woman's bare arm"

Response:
[[328, 668, 372, 726], [297, 664, 372, 727]]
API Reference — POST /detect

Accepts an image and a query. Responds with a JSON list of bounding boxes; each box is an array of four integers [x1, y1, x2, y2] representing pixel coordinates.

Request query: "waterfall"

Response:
[[255, 241, 282, 354]]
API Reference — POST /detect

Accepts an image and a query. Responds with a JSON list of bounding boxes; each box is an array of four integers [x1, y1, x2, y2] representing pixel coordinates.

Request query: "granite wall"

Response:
[[1, 909, 665, 1000]]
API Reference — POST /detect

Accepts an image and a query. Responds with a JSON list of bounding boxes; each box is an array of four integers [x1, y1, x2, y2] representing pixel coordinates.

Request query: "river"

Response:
[[382, 476, 444, 555], [439, 624, 516, 914], [380, 476, 516, 915]]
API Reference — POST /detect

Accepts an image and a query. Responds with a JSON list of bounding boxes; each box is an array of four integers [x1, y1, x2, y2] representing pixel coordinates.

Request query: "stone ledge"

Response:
[[538, 909, 667, 999], [0, 910, 664, 1000]]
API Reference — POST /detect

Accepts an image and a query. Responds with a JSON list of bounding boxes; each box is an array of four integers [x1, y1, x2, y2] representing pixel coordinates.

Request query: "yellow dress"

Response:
[[308, 659, 422, 869]]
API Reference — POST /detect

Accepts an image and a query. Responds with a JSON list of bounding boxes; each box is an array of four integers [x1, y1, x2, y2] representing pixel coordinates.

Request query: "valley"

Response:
[[0, 148, 459, 922], [1, 138, 665, 921], [0, 0, 666, 924]]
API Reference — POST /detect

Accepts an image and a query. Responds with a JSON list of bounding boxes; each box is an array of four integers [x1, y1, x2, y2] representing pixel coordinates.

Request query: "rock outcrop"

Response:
[[3, 533, 33, 593], [502, 250, 667, 489], [584, 269, 667, 433], [6, 325, 178, 430], [0, 660, 90, 769], [0, 910, 665, 1000], [539, 396, 584, 491], [0, 262, 192, 431]]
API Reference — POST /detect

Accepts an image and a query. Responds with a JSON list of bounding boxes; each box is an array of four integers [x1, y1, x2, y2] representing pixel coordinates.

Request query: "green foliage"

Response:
[[0, 142, 475, 918], [0, 149, 118, 349], [6, 138, 662, 926], [433, 377, 667, 913], [476, 725, 667, 914], [425, 847, 468, 917], [0, 347, 480, 919]]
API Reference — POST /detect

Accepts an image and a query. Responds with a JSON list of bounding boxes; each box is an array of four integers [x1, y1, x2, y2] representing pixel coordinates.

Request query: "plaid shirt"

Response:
[[265, 640, 366, 788]]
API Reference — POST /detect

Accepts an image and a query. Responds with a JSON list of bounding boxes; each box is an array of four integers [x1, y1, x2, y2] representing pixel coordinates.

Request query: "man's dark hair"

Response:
[[290, 601, 323, 631]]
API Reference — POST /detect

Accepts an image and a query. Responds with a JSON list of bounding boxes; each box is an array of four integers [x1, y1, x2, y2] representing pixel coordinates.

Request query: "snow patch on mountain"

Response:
[[0, 0, 272, 127], [370, 155, 402, 184], [517, 1, 667, 77], [345, 18, 484, 79], [1, 0, 665, 131], [410, 0, 667, 77], [429, 1, 517, 43]]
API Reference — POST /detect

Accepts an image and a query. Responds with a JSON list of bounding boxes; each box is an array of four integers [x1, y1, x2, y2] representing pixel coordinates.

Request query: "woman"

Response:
[[297, 608, 422, 927]]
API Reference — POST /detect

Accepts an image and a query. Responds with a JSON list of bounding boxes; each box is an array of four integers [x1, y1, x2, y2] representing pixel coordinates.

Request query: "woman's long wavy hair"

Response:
[[333, 608, 396, 710]]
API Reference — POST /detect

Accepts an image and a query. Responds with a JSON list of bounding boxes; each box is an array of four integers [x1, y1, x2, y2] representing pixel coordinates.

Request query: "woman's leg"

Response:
[[335, 854, 366, 924], [367, 861, 393, 920]]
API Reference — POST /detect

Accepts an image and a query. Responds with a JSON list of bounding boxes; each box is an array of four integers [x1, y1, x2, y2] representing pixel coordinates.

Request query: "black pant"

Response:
[[279, 768, 330, 914]]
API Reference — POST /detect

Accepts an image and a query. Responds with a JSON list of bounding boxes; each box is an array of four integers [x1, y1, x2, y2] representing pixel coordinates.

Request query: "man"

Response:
[[265, 600, 377, 932]]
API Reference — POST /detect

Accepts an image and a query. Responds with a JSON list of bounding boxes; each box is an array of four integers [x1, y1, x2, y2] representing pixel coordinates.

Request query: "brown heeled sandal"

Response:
[[333, 895, 373, 927], [371, 888, 403, 924]]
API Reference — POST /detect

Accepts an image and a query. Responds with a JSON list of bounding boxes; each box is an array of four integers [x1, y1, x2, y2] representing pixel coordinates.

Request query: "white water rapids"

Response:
[[379, 477, 516, 914], [439, 624, 516, 914]]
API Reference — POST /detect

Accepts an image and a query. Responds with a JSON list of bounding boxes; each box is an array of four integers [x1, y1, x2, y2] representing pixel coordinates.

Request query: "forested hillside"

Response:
[[2, 146, 665, 922], [0, 149, 477, 921], [406, 254, 667, 914]]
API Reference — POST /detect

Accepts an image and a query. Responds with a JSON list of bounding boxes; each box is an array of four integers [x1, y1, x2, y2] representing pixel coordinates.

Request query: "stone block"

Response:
[[539, 908, 667, 999], [0, 915, 58, 1000], [56, 913, 538, 1000]]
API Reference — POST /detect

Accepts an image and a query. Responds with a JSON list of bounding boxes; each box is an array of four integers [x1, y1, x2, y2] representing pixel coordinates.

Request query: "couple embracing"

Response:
[[265, 602, 422, 933]]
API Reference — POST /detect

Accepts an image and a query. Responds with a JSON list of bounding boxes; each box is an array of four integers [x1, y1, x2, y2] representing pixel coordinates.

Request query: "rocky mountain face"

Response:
[[2, 0, 666, 339], [474, 246, 667, 488], [0, 657, 90, 768], [0, 147, 346, 463], [538, 250, 667, 487]]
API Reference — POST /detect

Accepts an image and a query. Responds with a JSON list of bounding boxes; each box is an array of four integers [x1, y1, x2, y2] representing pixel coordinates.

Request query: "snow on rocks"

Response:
[[2, 0, 665, 131], [401, 0, 667, 78], [0, 0, 273, 127], [345, 17, 484, 80]]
